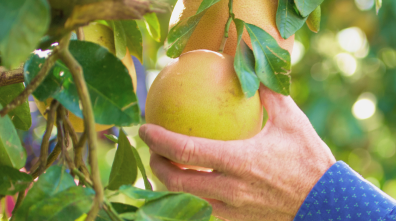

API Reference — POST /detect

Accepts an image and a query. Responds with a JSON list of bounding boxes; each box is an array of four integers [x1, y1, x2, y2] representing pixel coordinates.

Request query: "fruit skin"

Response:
[[169, 0, 294, 56], [306, 6, 321, 33], [145, 50, 263, 141], [35, 23, 137, 132]]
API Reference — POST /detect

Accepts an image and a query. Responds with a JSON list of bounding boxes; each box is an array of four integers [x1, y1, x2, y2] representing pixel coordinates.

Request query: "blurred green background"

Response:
[[23, 0, 396, 206]]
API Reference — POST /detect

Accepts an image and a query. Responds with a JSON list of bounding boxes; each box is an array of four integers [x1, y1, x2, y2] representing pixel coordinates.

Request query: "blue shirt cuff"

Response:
[[294, 161, 396, 221]]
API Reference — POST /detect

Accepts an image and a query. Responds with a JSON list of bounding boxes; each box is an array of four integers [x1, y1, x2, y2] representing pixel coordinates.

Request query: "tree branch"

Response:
[[0, 51, 58, 117], [72, 168, 123, 221], [76, 28, 85, 41], [58, 33, 103, 221], [32, 100, 59, 179], [57, 105, 76, 172], [0, 64, 24, 87]]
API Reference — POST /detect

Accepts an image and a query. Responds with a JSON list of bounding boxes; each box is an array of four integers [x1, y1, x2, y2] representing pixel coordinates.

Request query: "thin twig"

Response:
[[72, 168, 123, 221], [0, 64, 24, 86], [44, 143, 62, 169], [34, 100, 59, 178], [11, 191, 25, 217], [57, 105, 76, 172], [62, 112, 91, 181], [0, 51, 59, 117], [58, 32, 103, 221], [63, 113, 79, 148], [219, 0, 234, 53]]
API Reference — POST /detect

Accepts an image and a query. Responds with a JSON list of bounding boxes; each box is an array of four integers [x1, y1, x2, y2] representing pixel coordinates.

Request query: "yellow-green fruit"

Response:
[[169, 0, 294, 56], [306, 6, 321, 33], [145, 50, 263, 141], [35, 23, 137, 132]]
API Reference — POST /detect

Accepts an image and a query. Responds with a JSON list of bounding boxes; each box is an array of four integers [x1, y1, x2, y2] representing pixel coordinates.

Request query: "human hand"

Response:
[[139, 84, 336, 221]]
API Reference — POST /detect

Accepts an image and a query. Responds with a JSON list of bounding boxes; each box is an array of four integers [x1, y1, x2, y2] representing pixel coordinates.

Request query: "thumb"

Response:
[[259, 84, 303, 123]]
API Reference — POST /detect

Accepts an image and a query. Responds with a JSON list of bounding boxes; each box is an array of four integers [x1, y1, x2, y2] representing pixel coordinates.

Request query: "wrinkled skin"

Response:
[[140, 84, 336, 221]]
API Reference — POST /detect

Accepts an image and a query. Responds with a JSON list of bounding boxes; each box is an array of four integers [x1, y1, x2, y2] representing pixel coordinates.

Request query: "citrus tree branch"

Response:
[[57, 33, 103, 221], [35, 100, 59, 178], [57, 105, 76, 172], [0, 52, 58, 117], [76, 28, 85, 41], [72, 168, 123, 221], [219, 0, 234, 53], [0, 64, 24, 87], [10, 191, 25, 220]]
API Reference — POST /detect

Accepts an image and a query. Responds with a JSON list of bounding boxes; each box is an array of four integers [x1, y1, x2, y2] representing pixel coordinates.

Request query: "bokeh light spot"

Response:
[[145, 70, 160, 90], [335, 53, 357, 76], [135, 177, 156, 190], [352, 92, 376, 120], [376, 138, 396, 158], [379, 48, 396, 69], [337, 27, 367, 53], [291, 41, 305, 65], [355, 0, 374, 11], [365, 177, 380, 188], [383, 180, 396, 199]]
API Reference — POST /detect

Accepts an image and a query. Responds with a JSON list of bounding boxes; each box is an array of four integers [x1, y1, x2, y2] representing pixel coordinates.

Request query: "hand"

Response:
[[139, 84, 336, 221]]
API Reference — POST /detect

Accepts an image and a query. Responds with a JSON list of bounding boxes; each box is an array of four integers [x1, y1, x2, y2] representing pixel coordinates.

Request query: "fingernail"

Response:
[[139, 125, 147, 142]]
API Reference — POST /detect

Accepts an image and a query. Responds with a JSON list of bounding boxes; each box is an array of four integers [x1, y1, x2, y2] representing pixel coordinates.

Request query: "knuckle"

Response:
[[224, 183, 245, 207], [166, 174, 183, 192], [176, 138, 196, 164]]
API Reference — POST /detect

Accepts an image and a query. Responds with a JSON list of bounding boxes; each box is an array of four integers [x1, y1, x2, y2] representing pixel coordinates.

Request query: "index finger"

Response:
[[139, 124, 244, 173]]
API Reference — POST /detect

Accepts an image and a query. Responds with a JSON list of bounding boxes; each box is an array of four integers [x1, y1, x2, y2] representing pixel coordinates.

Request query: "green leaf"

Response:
[[143, 13, 161, 42], [0, 84, 32, 130], [111, 202, 138, 214], [119, 212, 135, 220], [27, 186, 95, 221], [125, 130, 152, 191], [0, 0, 50, 69], [245, 23, 291, 95], [136, 194, 212, 221], [95, 203, 138, 221], [107, 20, 143, 62], [104, 134, 119, 143], [119, 185, 168, 202], [165, 0, 221, 58], [108, 129, 138, 190], [0, 103, 26, 169], [13, 166, 76, 221], [276, 0, 308, 39], [0, 165, 32, 195], [294, 0, 323, 17], [376, 0, 382, 14], [24, 40, 141, 127], [233, 19, 260, 98], [95, 210, 111, 221], [306, 5, 321, 33], [136, 212, 161, 221]]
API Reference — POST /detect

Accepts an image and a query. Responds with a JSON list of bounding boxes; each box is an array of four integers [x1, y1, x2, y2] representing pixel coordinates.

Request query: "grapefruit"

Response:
[[35, 23, 137, 132], [169, 0, 294, 56], [145, 50, 263, 141]]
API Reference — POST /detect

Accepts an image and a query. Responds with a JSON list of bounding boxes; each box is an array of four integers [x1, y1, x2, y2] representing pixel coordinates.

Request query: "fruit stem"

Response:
[[0, 51, 58, 117], [58, 32, 103, 221], [219, 0, 234, 53]]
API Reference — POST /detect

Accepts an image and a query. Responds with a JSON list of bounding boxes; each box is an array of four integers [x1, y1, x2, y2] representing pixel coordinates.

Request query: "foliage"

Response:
[[0, 0, 394, 220], [0, 83, 31, 130]]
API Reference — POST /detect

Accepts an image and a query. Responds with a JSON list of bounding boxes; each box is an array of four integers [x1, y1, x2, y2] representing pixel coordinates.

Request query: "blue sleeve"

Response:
[[294, 161, 396, 221]]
